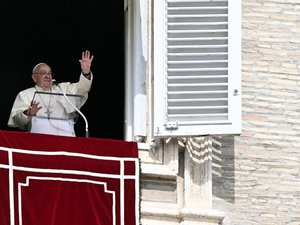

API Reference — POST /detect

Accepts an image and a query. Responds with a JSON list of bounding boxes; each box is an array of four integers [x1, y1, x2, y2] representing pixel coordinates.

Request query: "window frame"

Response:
[[124, 0, 242, 142]]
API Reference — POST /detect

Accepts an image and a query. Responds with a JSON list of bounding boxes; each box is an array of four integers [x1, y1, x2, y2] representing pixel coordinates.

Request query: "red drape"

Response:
[[0, 130, 139, 225]]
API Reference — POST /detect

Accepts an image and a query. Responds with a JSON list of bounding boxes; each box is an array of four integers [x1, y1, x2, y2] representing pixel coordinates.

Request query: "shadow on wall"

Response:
[[212, 135, 235, 204]]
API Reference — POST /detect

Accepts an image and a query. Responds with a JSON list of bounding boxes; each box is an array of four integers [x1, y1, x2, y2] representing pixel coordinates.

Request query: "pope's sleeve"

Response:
[[7, 91, 32, 130], [58, 73, 93, 110]]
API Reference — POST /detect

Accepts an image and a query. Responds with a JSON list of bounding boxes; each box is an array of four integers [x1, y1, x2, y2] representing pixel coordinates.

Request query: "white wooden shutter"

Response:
[[153, 0, 241, 137]]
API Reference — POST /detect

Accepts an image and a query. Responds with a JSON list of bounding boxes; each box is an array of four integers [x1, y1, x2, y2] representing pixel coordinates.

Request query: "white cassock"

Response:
[[8, 73, 92, 137]]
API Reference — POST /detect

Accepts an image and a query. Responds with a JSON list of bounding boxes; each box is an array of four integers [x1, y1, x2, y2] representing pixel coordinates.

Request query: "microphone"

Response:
[[52, 79, 89, 138], [52, 79, 58, 85]]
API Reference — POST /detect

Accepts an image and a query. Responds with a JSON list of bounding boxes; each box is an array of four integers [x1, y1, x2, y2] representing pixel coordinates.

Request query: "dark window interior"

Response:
[[0, 1, 124, 140]]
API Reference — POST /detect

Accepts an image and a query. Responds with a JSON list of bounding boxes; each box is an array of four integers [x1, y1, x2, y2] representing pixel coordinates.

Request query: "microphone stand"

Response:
[[52, 79, 89, 138]]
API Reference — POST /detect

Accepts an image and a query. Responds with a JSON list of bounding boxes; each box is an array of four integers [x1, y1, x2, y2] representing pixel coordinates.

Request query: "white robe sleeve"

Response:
[[56, 73, 93, 112], [7, 88, 35, 130]]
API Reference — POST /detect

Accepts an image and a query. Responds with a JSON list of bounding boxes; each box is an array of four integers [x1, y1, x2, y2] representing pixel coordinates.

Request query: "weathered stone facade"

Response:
[[213, 1, 300, 224]]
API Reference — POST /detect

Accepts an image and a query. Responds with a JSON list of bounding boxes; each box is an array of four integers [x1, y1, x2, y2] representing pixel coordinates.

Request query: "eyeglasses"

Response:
[[34, 71, 53, 77]]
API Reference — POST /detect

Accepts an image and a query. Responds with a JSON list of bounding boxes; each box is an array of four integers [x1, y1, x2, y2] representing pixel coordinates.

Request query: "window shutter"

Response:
[[153, 0, 241, 137]]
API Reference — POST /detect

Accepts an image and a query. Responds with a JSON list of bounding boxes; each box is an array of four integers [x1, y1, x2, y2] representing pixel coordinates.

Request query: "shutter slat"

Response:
[[166, 0, 229, 126]]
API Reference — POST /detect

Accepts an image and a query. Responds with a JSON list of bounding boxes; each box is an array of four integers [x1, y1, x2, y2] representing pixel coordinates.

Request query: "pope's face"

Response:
[[32, 64, 53, 91]]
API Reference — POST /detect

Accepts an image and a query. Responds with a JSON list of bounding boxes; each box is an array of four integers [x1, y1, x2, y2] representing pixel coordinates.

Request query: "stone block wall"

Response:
[[212, 1, 300, 224]]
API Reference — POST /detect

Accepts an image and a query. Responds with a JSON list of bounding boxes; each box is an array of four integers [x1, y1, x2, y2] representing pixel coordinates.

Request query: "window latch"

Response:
[[165, 121, 178, 130]]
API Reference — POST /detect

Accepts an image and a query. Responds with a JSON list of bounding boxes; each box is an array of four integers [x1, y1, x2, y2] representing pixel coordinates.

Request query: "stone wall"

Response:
[[212, 1, 300, 224]]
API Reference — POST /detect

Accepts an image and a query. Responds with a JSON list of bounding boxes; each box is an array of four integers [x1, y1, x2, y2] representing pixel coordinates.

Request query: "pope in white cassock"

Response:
[[7, 50, 94, 137]]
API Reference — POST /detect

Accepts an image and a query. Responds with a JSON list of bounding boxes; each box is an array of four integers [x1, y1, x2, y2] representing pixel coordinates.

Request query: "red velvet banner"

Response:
[[0, 130, 139, 225]]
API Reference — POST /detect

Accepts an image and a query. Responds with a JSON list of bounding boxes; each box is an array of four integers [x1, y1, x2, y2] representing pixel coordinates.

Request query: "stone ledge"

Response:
[[141, 202, 225, 224], [180, 207, 225, 223]]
